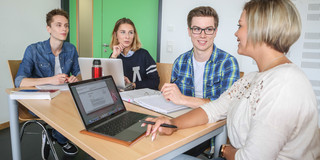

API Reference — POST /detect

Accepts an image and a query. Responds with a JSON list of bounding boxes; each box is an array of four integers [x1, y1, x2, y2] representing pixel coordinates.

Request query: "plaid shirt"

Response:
[[171, 44, 240, 101]]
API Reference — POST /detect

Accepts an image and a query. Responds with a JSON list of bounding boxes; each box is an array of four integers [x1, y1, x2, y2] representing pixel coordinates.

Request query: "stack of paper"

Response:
[[36, 84, 69, 91], [10, 89, 61, 100]]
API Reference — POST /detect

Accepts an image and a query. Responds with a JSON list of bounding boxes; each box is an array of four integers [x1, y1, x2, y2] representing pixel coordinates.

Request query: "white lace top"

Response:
[[201, 63, 320, 160]]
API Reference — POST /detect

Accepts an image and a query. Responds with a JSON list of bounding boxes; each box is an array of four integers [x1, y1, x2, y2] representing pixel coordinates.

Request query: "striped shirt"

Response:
[[171, 44, 240, 101]]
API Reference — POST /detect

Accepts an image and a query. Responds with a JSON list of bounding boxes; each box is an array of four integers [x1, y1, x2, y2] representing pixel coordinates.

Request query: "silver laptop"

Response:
[[78, 57, 125, 89], [68, 76, 151, 145]]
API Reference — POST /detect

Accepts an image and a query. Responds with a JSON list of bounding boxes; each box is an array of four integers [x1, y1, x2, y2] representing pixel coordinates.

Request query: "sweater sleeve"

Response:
[[134, 49, 160, 90]]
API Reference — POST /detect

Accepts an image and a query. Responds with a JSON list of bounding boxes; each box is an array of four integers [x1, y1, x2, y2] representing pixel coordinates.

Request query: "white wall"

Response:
[[160, 0, 247, 70], [0, 0, 60, 124]]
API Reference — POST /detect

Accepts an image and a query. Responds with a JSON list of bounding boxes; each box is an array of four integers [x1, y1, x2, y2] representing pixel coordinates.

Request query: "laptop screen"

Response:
[[69, 76, 126, 128], [78, 57, 125, 89]]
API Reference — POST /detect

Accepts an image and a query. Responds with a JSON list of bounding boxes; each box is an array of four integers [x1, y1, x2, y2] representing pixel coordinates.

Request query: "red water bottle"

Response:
[[92, 59, 102, 78]]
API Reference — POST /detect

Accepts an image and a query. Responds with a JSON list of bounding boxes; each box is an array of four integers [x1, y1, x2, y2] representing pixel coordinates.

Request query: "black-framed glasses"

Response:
[[190, 27, 216, 35]]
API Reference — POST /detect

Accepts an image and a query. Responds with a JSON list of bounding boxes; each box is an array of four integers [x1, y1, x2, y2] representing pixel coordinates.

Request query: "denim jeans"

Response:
[[52, 129, 68, 144]]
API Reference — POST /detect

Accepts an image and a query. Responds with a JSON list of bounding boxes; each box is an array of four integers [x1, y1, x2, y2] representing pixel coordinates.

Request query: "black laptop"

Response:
[[68, 75, 150, 146]]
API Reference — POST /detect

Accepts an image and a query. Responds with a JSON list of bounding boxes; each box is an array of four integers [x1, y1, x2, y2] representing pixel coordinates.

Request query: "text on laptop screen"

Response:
[[70, 78, 125, 126]]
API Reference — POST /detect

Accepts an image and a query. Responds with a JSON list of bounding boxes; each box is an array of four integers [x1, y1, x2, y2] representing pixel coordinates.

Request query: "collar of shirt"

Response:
[[121, 50, 135, 57], [188, 44, 218, 66], [44, 38, 66, 56]]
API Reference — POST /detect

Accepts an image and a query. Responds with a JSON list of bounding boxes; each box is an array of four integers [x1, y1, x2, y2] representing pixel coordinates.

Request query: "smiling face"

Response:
[[116, 23, 134, 49], [188, 16, 217, 54], [235, 10, 252, 56], [47, 15, 69, 42]]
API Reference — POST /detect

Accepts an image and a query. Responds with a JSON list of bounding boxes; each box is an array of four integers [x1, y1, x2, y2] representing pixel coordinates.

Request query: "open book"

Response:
[[120, 88, 189, 114]]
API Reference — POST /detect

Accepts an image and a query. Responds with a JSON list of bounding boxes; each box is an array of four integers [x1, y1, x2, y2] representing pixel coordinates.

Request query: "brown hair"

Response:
[[187, 6, 219, 28], [244, 0, 301, 53], [109, 18, 141, 51], [46, 9, 69, 27]]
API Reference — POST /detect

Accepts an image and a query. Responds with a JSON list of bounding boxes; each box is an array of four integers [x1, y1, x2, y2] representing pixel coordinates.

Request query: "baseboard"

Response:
[[0, 121, 10, 130], [0, 120, 25, 130]]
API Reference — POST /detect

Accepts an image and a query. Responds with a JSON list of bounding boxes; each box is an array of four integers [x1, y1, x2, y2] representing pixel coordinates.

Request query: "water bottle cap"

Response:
[[93, 59, 101, 65]]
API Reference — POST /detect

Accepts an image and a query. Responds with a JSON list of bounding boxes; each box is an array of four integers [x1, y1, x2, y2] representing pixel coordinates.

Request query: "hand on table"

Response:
[[161, 83, 185, 105], [141, 116, 177, 141]]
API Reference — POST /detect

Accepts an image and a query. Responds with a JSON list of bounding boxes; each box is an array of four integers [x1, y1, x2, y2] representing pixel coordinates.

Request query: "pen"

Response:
[[170, 78, 177, 83], [139, 120, 177, 128]]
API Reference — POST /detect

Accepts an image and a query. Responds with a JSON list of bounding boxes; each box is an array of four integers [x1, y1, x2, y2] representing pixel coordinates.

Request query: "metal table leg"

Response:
[[8, 96, 21, 160], [214, 125, 227, 158]]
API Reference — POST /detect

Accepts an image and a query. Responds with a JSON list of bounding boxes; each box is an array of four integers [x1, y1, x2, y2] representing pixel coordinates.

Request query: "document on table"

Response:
[[134, 94, 189, 114], [120, 88, 161, 102], [36, 84, 69, 91], [120, 88, 191, 116]]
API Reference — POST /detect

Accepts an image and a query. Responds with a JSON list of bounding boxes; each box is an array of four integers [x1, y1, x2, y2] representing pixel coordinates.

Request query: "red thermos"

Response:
[[92, 59, 102, 78]]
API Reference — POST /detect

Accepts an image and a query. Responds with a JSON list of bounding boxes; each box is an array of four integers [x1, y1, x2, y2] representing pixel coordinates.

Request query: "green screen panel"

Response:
[[93, 0, 158, 59], [69, 0, 77, 48]]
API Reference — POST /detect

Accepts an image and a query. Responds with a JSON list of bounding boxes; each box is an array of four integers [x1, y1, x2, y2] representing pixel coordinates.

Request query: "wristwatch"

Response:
[[219, 144, 230, 158]]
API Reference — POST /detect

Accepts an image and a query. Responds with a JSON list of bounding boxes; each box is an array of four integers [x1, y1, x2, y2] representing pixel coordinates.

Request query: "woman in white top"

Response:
[[143, 0, 320, 159]]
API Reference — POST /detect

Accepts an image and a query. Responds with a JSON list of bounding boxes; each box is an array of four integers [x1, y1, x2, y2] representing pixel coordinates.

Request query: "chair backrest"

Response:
[[156, 63, 173, 90], [7, 60, 39, 121], [7, 60, 22, 88]]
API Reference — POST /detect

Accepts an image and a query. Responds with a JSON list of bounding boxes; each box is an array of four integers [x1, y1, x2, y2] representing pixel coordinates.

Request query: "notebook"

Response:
[[78, 57, 126, 89], [120, 88, 191, 117], [68, 75, 151, 146]]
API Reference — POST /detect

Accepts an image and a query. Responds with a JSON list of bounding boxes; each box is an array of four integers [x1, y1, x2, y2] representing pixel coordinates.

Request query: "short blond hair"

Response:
[[109, 18, 141, 51], [244, 0, 301, 53]]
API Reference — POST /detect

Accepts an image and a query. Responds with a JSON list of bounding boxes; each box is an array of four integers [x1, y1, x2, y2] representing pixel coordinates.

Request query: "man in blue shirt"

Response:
[[15, 9, 80, 159], [161, 6, 240, 157]]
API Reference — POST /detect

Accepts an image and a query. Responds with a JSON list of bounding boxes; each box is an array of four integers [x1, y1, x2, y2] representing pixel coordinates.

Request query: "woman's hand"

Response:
[[111, 43, 125, 58], [124, 76, 136, 89], [142, 116, 177, 141]]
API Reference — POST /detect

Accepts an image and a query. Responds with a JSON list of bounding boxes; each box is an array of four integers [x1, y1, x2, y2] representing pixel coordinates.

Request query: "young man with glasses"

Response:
[[160, 6, 240, 157]]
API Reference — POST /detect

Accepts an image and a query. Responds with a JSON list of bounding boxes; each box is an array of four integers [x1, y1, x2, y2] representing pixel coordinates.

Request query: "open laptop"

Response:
[[68, 75, 151, 146], [78, 57, 126, 89]]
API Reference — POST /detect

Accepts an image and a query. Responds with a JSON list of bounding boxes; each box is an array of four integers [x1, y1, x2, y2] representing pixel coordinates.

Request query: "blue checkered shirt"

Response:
[[171, 44, 240, 101]]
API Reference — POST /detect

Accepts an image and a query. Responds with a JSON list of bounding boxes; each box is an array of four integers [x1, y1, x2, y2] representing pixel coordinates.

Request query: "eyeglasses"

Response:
[[190, 27, 216, 35]]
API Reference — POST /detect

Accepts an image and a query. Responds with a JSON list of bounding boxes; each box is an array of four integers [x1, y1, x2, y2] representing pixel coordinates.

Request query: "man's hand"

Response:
[[67, 75, 79, 83], [50, 74, 69, 85], [161, 83, 185, 105]]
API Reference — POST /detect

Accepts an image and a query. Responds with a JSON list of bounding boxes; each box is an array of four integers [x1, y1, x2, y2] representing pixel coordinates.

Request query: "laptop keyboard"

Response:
[[93, 112, 147, 136]]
